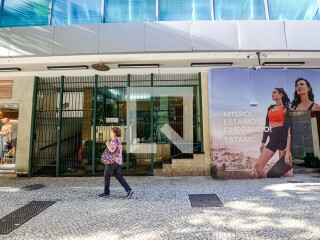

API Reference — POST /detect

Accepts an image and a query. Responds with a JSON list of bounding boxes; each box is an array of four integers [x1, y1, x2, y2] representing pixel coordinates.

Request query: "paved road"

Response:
[[0, 174, 320, 240]]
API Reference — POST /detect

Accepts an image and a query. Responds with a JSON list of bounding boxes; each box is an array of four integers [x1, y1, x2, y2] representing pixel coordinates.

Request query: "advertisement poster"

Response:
[[209, 68, 320, 178]]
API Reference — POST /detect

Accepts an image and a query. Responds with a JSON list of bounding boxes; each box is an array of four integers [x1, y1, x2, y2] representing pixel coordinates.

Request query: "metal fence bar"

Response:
[[126, 74, 130, 175], [28, 77, 39, 176], [92, 75, 98, 174], [55, 76, 64, 177]]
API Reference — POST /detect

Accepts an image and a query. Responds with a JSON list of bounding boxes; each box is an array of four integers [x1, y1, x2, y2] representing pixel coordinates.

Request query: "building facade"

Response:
[[1, 0, 320, 177]]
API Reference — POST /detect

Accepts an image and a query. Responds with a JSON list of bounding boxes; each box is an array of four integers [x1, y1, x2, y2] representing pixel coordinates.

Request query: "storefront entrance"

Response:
[[0, 103, 19, 167], [29, 74, 203, 176]]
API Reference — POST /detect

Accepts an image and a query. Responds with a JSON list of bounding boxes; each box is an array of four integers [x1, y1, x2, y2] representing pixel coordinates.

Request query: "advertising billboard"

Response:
[[209, 68, 320, 178]]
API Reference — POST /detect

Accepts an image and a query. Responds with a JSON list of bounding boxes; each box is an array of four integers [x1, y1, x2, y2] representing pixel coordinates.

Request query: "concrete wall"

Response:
[[0, 77, 34, 174]]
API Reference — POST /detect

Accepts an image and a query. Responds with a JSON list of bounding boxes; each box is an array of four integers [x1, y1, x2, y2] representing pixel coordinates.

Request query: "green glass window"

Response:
[[1, 0, 50, 27]]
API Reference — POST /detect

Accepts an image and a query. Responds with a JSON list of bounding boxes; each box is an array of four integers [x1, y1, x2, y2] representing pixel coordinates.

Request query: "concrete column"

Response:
[[201, 72, 211, 176]]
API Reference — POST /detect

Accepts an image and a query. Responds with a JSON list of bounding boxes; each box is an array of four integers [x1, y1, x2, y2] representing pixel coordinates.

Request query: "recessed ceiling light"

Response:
[[262, 62, 305, 66], [191, 62, 233, 67], [0, 67, 21, 72], [118, 64, 159, 68], [47, 65, 89, 70]]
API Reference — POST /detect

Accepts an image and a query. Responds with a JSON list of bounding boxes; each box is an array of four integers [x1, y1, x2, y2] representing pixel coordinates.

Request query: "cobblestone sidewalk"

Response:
[[0, 174, 320, 240]]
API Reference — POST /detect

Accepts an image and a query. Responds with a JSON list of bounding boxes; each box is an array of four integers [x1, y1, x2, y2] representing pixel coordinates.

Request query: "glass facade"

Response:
[[159, 0, 211, 21], [214, 0, 266, 20], [105, 0, 156, 23], [51, 0, 103, 25], [268, 0, 320, 20], [0, 0, 320, 27], [0, 0, 50, 27]]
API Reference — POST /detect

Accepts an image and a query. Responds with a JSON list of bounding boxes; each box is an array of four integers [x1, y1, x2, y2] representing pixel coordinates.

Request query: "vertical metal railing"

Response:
[[61, 76, 94, 176], [92, 75, 98, 174], [55, 76, 64, 177], [31, 77, 61, 176], [94, 75, 128, 174], [126, 74, 131, 175], [28, 77, 39, 176], [152, 73, 201, 159], [129, 74, 153, 175], [30, 73, 203, 176]]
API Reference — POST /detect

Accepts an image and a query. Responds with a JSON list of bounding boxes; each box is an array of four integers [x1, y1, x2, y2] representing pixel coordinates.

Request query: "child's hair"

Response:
[[112, 127, 121, 137]]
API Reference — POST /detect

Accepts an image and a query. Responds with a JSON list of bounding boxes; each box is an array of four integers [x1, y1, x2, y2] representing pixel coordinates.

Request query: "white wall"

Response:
[[1, 21, 320, 58]]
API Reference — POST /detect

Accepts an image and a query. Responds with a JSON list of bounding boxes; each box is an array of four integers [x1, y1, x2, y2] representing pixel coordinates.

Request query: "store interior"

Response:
[[0, 103, 19, 166]]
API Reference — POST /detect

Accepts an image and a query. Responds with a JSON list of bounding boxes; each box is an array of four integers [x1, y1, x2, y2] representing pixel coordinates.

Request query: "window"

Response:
[[268, 0, 320, 20], [51, 0, 103, 25], [214, 0, 266, 20], [0, 0, 50, 27], [159, 0, 211, 21], [105, 0, 156, 23]]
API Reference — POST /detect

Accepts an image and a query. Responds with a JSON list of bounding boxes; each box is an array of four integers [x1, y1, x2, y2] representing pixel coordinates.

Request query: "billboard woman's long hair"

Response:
[[291, 78, 314, 109]]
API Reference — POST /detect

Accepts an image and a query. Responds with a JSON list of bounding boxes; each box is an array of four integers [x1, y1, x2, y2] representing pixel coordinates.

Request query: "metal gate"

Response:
[[29, 74, 203, 176]]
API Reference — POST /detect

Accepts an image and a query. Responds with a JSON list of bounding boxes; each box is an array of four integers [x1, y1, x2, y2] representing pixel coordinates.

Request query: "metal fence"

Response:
[[29, 73, 203, 176]]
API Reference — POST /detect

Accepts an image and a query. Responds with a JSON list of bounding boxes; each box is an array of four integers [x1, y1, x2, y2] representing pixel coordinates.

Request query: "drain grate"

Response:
[[21, 184, 45, 191], [188, 194, 223, 207], [0, 201, 56, 235]]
